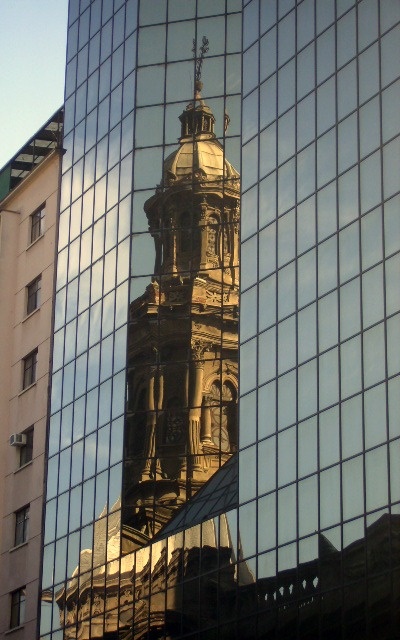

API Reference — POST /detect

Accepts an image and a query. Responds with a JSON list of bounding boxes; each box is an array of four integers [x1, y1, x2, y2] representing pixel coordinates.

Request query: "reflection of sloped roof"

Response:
[[154, 454, 238, 539], [0, 108, 63, 201], [163, 137, 239, 182]]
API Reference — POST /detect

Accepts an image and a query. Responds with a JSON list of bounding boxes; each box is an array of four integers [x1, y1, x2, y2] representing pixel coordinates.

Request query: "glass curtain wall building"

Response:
[[40, 0, 242, 638], [240, 0, 400, 637], [40, 0, 400, 639]]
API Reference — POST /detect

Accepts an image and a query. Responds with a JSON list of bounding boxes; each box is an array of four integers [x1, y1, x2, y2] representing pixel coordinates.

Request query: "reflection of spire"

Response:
[[191, 35, 229, 133], [192, 35, 209, 85]]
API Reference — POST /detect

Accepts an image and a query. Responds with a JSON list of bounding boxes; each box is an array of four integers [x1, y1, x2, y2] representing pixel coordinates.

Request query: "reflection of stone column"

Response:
[[201, 395, 213, 443], [142, 367, 156, 479], [155, 365, 164, 477], [184, 362, 189, 408], [189, 341, 206, 471], [156, 365, 164, 410]]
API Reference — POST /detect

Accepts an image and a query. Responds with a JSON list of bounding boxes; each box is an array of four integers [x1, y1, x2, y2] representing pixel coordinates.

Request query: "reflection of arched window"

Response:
[[164, 397, 185, 445], [207, 215, 219, 256], [179, 212, 191, 251], [209, 380, 237, 452]]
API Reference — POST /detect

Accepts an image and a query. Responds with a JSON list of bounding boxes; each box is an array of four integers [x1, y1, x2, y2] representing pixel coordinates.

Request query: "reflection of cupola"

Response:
[[179, 80, 216, 140], [144, 77, 240, 285], [124, 60, 240, 550]]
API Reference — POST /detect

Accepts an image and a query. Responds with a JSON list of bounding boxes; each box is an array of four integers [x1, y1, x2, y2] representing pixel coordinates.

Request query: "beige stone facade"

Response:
[[0, 148, 61, 638]]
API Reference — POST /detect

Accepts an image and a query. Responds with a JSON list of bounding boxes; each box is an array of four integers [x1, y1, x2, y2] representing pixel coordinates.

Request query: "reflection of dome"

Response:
[[160, 92, 240, 188], [163, 137, 240, 183]]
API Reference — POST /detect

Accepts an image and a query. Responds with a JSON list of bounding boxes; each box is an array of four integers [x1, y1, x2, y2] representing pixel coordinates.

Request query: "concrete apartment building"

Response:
[[0, 111, 63, 638]]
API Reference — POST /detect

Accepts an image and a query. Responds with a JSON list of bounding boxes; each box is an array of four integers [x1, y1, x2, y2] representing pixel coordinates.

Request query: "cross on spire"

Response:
[[192, 36, 209, 84]]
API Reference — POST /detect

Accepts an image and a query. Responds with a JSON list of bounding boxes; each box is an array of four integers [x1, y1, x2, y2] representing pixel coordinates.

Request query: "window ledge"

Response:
[[5, 626, 24, 635], [22, 307, 40, 323], [27, 234, 44, 250], [9, 541, 28, 553], [14, 461, 33, 474], [18, 382, 36, 397]]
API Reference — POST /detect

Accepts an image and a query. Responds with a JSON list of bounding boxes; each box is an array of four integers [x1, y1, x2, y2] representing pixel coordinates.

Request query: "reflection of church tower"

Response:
[[123, 77, 240, 548]]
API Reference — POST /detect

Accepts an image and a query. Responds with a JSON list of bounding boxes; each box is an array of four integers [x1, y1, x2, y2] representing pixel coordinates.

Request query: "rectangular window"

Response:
[[19, 427, 34, 467], [14, 506, 29, 546], [22, 350, 37, 389], [26, 275, 41, 314], [10, 588, 26, 628], [30, 205, 45, 243]]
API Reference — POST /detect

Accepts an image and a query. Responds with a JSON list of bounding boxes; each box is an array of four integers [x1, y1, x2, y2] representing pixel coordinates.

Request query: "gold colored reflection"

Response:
[[44, 42, 242, 640], [122, 77, 240, 549]]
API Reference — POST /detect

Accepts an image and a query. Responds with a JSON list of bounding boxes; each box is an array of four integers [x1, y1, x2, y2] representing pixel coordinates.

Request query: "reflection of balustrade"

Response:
[[259, 562, 319, 610]]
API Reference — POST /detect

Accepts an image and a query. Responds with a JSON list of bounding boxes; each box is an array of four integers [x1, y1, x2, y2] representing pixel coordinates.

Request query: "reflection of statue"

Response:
[[123, 77, 240, 548]]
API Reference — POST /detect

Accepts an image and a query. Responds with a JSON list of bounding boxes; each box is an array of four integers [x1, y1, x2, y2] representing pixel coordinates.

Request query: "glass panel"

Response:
[[277, 370, 296, 429], [337, 60, 357, 120], [337, 9, 356, 68], [277, 262, 295, 319], [342, 394, 363, 458], [362, 265, 384, 328], [298, 475, 318, 537], [364, 383, 387, 449], [319, 347, 339, 409], [341, 335, 362, 398], [298, 417, 318, 478], [387, 314, 400, 377], [320, 466, 340, 528], [383, 137, 400, 200], [363, 323, 385, 387], [258, 436, 276, 495], [298, 303, 317, 363], [297, 249, 316, 308], [317, 77, 335, 136], [258, 380, 276, 439], [298, 359, 317, 420], [278, 427, 296, 485], [277, 484, 296, 544], [258, 326, 276, 384], [366, 446, 388, 511], [297, 43, 314, 100], [343, 456, 364, 520], [318, 236, 337, 296], [338, 113, 358, 173], [339, 221, 359, 284], [316, 26, 335, 83], [340, 277, 361, 340]]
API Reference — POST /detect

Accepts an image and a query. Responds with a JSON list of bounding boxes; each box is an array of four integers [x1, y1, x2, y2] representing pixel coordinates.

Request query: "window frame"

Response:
[[10, 587, 26, 629], [14, 505, 29, 547], [30, 204, 45, 244], [22, 350, 38, 390], [19, 426, 34, 467], [26, 275, 42, 315]]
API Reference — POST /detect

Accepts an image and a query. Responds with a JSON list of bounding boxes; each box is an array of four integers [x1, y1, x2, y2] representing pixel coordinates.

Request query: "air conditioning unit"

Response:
[[9, 433, 27, 447]]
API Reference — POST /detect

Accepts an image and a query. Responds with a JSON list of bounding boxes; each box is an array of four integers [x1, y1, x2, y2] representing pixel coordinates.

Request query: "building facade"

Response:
[[0, 111, 63, 638], [239, 0, 400, 636], [40, 1, 399, 639]]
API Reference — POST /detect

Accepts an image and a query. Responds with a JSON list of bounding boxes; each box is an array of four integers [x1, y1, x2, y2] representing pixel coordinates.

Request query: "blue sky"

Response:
[[0, 0, 69, 169]]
